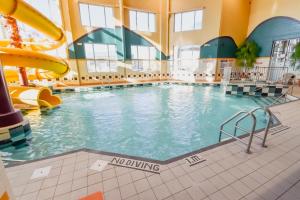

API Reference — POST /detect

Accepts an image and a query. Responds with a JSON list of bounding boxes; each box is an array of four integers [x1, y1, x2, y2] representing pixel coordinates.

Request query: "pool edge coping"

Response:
[[6, 83, 297, 168], [5, 108, 282, 168]]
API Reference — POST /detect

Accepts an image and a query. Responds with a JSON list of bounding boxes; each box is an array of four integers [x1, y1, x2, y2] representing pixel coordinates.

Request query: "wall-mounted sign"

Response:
[[110, 157, 160, 174]]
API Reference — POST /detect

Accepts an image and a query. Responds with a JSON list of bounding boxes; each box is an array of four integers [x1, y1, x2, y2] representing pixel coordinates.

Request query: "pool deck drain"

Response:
[[4, 100, 300, 200]]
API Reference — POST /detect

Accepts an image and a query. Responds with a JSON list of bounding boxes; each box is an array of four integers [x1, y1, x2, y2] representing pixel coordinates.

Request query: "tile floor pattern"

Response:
[[4, 100, 300, 200]]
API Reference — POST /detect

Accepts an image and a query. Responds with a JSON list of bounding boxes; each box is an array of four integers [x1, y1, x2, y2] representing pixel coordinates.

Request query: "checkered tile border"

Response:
[[52, 82, 221, 94], [225, 84, 288, 97]]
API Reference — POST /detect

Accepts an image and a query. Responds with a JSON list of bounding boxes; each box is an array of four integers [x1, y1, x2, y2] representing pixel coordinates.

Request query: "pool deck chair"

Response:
[[80, 192, 104, 200]]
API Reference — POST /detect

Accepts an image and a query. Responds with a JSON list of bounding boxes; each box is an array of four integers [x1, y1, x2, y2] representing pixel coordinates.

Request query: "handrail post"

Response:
[[219, 106, 273, 154], [262, 108, 271, 147], [219, 129, 222, 142], [234, 113, 249, 136], [233, 126, 238, 136], [246, 113, 256, 153], [218, 111, 248, 142]]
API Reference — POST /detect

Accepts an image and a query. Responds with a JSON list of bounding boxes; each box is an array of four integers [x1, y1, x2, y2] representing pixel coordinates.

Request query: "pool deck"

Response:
[[4, 100, 300, 200], [291, 85, 300, 97]]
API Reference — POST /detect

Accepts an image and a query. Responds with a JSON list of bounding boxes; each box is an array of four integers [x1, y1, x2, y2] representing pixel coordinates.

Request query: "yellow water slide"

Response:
[[0, 0, 69, 109], [8, 86, 61, 110]]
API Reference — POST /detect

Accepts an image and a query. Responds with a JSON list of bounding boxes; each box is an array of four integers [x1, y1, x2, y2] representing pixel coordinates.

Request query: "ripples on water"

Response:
[[2, 85, 268, 161]]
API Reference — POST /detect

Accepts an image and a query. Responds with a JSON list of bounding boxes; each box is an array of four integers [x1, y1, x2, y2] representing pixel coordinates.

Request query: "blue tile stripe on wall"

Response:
[[68, 26, 167, 60], [68, 17, 300, 60]]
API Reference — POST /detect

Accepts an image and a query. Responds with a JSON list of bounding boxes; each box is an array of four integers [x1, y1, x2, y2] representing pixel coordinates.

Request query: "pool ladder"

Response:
[[218, 107, 272, 153]]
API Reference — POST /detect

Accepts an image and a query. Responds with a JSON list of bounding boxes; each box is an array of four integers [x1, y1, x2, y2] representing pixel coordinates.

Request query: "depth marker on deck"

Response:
[[185, 153, 206, 167], [109, 157, 160, 174]]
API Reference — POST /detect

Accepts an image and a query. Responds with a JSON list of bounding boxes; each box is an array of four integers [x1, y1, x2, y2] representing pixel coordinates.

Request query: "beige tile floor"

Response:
[[4, 100, 300, 200], [291, 85, 300, 97]]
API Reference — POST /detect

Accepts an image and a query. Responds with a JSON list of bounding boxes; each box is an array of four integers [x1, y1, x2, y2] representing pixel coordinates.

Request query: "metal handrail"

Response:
[[271, 86, 293, 105], [219, 111, 256, 153], [234, 107, 272, 148], [219, 111, 248, 142], [1, 158, 25, 162], [219, 106, 272, 153]]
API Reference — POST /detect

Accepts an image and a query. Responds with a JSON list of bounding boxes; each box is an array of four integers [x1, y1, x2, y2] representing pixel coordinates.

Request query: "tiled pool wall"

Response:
[[225, 84, 288, 97], [53, 82, 289, 98], [52, 82, 222, 94]]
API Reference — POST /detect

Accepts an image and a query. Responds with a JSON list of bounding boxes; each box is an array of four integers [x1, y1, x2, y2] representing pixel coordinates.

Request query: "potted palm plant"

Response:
[[235, 40, 260, 81], [291, 42, 300, 86]]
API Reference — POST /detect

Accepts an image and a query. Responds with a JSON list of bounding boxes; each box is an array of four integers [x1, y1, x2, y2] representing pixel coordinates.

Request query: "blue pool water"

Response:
[[1, 84, 272, 161]]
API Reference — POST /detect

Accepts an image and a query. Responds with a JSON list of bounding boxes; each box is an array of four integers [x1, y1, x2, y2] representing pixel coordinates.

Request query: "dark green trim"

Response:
[[68, 26, 167, 60], [68, 17, 300, 60], [200, 17, 300, 59], [247, 16, 300, 57], [200, 36, 237, 58]]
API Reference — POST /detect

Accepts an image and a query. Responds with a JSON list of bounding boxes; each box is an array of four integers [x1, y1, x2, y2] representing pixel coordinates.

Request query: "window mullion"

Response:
[[135, 11, 137, 30], [180, 13, 182, 31], [148, 13, 150, 32], [193, 11, 196, 29], [92, 44, 96, 72], [104, 7, 107, 28], [107, 45, 110, 72], [107, 45, 110, 60], [87, 4, 92, 27]]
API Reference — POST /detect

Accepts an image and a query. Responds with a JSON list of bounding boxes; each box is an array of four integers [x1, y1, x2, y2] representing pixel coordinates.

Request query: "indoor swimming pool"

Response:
[[1, 84, 275, 161]]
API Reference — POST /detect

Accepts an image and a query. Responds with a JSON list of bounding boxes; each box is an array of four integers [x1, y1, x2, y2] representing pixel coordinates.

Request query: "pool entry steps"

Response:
[[219, 107, 272, 153]]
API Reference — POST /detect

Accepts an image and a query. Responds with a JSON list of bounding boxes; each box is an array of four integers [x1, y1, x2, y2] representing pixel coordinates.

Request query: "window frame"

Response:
[[79, 3, 114, 28], [2, 0, 66, 58], [174, 9, 203, 32], [130, 45, 157, 72], [130, 45, 156, 60], [129, 10, 156, 32], [173, 45, 201, 71], [84, 43, 118, 73]]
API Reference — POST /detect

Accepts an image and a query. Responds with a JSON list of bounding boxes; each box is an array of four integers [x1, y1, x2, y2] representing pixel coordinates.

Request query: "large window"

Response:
[[84, 43, 117, 72], [0, 0, 66, 58], [173, 45, 200, 71], [25, 0, 62, 26], [0, 22, 8, 40], [86, 60, 117, 73], [174, 10, 203, 32], [131, 45, 156, 60], [174, 45, 200, 60], [84, 43, 117, 59], [19, 0, 63, 38], [79, 3, 114, 28], [129, 10, 155, 32], [270, 38, 300, 69], [131, 45, 156, 71]]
